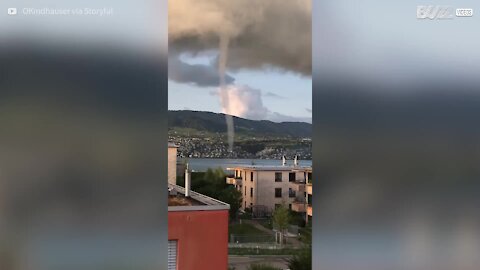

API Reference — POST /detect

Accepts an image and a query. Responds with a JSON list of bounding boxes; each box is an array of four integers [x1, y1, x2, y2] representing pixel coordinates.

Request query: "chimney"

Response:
[[294, 155, 298, 166], [185, 163, 191, 197], [282, 156, 286, 166]]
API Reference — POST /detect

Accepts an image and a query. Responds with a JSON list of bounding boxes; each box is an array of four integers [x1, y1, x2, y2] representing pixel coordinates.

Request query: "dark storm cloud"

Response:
[[168, 56, 235, 87], [169, 0, 311, 75]]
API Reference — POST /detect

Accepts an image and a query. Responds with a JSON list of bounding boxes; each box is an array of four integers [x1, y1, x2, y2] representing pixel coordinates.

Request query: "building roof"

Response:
[[294, 167, 312, 173], [168, 184, 230, 212], [226, 165, 312, 172]]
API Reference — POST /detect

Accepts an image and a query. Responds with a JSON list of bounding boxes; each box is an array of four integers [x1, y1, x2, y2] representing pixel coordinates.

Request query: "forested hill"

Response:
[[168, 110, 311, 138]]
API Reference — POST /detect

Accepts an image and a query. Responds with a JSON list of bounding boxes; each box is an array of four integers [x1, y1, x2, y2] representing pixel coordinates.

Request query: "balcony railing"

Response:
[[289, 179, 306, 183], [291, 201, 306, 212], [290, 182, 306, 193], [226, 177, 242, 186]]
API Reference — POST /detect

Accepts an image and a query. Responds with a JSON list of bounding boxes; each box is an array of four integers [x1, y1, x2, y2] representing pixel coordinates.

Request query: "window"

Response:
[[275, 172, 282, 182], [250, 187, 253, 197], [289, 188, 296, 198], [275, 188, 282, 198], [251, 172, 254, 182], [289, 172, 296, 182], [289, 204, 292, 210], [168, 240, 177, 270], [245, 201, 247, 208], [308, 172, 312, 183], [245, 186, 247, 196]]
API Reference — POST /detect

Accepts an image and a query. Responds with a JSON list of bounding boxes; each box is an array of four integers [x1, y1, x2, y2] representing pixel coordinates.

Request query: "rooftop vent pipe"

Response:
[[185, 163, 191, 197]]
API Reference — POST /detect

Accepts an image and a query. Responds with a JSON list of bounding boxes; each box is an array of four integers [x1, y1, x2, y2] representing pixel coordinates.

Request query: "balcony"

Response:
[[307, 205, 312, 216], [290, 181, 305, 193], [306, 183, 312, 195], [226, 177, 242, 186], [291, 201, 306, 212]]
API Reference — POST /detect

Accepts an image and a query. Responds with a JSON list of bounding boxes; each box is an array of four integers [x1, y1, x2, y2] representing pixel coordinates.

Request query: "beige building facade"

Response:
[[226, 165, 312, 218]]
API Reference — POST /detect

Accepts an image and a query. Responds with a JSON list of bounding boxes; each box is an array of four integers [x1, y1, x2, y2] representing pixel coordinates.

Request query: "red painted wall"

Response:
[[168, 210, 229, 270]]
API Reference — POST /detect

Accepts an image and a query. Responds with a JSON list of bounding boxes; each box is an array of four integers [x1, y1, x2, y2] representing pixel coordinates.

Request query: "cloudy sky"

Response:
[[168, 0, 312, 123]]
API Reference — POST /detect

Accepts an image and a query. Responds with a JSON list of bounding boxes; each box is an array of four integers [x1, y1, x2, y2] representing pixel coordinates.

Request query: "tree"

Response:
[[289, 210, 307, 227], [287, 247, 311, 270], [184, 168, 242, 221], [271, 204, 290, 245], [288, 225, 311, 270], [219, 186, 243, 220], [195, 167, 227, 198], [298, 224, 312, 245]]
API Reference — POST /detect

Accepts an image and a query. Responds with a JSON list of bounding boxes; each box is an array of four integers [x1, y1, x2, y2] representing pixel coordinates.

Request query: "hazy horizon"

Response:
[[168, 109, 312, 124]]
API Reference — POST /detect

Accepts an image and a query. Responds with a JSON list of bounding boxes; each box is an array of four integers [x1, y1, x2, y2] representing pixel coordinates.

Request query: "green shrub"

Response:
[[288, 246, 312, 270]]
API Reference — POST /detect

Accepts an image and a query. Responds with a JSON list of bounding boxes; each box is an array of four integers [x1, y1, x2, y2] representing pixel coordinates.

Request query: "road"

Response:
[[229, 255, 291, 270]]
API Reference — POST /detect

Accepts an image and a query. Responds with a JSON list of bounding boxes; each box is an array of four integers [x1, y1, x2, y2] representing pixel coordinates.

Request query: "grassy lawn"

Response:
[[229, 223, 275, 243], [229, 223, 265, 235], [257, 219, 273, 230]]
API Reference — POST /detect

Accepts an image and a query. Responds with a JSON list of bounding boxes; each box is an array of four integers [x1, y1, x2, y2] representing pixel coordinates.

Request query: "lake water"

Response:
[[179, 158, 312, 172]]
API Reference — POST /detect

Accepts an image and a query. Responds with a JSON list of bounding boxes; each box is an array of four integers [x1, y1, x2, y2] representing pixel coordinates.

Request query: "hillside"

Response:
[[168, 110, 311, 138]]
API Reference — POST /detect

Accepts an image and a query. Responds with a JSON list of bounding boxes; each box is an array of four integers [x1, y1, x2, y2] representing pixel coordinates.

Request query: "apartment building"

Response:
[[226, 160, 312, 218]]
